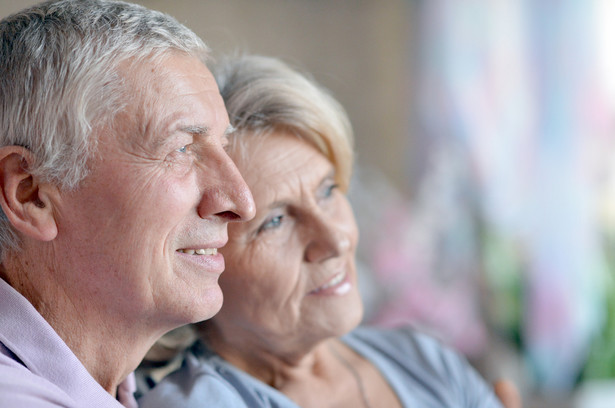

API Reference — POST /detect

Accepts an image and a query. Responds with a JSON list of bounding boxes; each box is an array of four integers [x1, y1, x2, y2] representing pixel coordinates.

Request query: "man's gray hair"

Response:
[[0, 0, 210, 255]]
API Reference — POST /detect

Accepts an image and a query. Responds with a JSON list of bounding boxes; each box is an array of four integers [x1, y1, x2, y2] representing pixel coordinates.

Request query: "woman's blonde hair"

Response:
[[213, 54, 355, 191]]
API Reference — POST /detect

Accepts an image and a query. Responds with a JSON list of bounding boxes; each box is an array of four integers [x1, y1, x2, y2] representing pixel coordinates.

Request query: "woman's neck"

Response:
[[201, 322, 333, 388]]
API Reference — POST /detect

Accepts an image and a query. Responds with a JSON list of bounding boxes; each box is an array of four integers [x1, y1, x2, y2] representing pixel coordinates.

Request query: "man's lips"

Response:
[[175, 244, 226, 274], [176, 248, 218, 255]]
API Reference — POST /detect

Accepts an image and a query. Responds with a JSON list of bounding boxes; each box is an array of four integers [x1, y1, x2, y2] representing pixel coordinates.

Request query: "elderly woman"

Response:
[[139, 55, 514, 408]]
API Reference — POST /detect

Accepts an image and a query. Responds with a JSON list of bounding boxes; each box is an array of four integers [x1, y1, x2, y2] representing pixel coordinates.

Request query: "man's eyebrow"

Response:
[[178, 125, 235, 138], [180, 125, 210, 135]]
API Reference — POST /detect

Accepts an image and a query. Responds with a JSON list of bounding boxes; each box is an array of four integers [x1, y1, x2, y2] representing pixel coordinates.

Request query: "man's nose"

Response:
[[196, 150, 255, 222]]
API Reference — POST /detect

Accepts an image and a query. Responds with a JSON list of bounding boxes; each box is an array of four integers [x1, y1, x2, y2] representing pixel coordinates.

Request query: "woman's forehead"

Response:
[[235, 133, 333, 203]]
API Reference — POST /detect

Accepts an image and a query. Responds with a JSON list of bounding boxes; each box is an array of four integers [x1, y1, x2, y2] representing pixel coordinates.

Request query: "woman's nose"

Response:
[[304, 217, 351, 263]]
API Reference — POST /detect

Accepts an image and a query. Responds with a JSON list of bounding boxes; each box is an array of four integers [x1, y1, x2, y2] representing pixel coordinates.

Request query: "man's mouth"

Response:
[[176, 248, 218, 255]]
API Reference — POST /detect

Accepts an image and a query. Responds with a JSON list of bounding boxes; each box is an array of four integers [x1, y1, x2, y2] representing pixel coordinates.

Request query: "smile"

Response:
[[176, 248, 218, 255], [309, 271, 350, 295]]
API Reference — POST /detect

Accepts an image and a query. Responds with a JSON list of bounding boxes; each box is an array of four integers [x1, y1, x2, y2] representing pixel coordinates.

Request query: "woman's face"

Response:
[[215, 131, 362, 354]]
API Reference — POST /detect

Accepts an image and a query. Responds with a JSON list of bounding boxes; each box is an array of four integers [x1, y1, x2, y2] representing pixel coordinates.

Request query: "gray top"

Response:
[[139, 325, 503, 408]]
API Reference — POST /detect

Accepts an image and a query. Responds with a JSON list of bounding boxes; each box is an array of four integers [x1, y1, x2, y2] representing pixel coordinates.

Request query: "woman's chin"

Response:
[[316, 293, 365, 339]]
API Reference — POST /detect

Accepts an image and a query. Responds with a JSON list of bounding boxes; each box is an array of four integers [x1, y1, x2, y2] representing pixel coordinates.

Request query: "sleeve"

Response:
[[395, 326, 504, 408]]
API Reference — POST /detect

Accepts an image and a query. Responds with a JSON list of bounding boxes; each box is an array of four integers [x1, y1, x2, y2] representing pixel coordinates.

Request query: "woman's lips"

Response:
[[309, 271, 351, 296]]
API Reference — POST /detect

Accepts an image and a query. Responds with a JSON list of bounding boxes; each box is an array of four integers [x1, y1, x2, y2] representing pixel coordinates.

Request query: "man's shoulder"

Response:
[[0, 335, 73, 406], [0, 355, 76, 407]]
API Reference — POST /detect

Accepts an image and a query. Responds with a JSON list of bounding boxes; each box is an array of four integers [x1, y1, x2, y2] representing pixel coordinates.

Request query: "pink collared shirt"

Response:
[[0, 278, 137, 407]]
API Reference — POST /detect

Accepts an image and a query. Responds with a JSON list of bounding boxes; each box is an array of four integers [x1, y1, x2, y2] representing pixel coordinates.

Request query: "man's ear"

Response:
[[0, 146, 58, 242]]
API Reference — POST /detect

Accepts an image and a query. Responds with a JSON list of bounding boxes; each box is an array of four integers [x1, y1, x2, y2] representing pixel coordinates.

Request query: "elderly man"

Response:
[[0, 0, 254, 406]]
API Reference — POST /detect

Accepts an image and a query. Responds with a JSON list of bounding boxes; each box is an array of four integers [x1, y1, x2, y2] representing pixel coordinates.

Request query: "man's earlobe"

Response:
[[0, 147, 58, 242]]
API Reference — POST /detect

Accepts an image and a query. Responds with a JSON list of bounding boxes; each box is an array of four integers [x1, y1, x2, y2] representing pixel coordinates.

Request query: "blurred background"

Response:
[[2, 1, 614, 406]]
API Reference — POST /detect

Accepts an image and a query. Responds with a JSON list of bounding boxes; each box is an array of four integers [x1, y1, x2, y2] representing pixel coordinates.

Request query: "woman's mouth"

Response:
[[309, 271, 351, 295]]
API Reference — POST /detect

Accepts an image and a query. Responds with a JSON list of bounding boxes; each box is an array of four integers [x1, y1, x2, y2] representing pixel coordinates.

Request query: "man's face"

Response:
[[49, 54, 254, 332]]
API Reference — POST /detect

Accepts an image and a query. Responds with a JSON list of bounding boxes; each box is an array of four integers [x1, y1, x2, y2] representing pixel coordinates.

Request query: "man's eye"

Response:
[[177, 145, 188, 153], [258, 215, 284, 233], [222, 136, 231, 152]]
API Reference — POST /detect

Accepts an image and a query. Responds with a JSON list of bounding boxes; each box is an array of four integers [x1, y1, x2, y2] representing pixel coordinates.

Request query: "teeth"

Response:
[[177, 248, 217, 255], [317, 272, 345, 291]]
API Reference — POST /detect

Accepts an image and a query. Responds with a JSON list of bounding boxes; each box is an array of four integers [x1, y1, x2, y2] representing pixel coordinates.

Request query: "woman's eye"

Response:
[[258, 215, 284, 233], [323, 183, 339, 198]]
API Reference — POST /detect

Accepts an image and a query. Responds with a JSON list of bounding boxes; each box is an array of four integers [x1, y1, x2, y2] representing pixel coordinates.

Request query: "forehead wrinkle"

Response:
[[249, 147, 314, 206], [261, 171, 310, 213], [132, 107, 188, 150]]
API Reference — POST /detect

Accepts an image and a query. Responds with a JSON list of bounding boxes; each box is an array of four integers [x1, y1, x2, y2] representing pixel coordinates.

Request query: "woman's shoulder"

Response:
[[347, 324, 473, 374], [345, 324, 502, 407], [138, 347, 249, 408], [346, 324, 446, 355], [140, 341, 301, 408]]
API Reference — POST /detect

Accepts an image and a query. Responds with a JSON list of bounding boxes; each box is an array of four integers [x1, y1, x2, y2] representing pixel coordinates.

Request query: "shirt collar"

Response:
[[0, 278, 137, 407]]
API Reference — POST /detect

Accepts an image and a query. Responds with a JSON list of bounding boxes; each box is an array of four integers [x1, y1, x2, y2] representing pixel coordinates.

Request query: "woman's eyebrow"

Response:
[[318, 169, 336, 186], [264, 200, 288, 212]]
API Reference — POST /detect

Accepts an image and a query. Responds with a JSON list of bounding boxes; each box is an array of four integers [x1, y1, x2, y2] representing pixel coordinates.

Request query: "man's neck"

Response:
[[1, 258, 156, 396], [48, 309, 146, 396]]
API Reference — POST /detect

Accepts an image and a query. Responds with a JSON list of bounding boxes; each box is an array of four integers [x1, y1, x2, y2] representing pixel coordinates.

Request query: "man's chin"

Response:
[[192, 287, 224, 323]]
